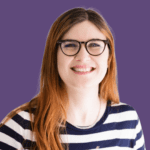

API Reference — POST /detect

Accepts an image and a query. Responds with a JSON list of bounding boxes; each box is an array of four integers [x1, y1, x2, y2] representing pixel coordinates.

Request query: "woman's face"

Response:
[[57, 21, 109, 89]]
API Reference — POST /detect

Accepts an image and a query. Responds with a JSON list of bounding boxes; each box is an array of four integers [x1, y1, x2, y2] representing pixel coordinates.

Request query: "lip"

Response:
[[71, 65, 95, 69], [71, 68, 95, 75]]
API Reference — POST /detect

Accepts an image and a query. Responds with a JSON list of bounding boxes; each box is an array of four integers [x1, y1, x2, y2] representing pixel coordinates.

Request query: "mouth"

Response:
[[70, 67, 96, 72]]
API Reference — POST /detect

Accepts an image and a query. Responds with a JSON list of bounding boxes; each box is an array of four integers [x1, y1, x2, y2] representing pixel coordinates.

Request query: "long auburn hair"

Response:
[[0, 7, 120, 150]]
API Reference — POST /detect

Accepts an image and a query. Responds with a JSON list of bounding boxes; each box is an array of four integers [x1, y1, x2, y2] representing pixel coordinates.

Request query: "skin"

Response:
[[57, 21, 109, 126]]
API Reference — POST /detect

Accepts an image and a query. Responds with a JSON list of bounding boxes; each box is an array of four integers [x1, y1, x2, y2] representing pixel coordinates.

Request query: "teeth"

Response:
[[72, 68, 92, 72]]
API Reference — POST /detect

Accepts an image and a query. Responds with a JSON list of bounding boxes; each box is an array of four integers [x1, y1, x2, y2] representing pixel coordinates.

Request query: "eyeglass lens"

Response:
[[61, 40, 105, 55]]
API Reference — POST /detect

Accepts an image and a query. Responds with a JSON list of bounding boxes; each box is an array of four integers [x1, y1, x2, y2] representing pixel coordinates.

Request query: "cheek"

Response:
[[98, 50, 109, 71], [97, 58, 108, 77], [99, 63, 107, 73], [97, 62, 108, 83]]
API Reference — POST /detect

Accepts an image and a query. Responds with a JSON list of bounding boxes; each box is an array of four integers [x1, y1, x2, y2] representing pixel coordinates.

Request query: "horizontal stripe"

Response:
[[0, 132, 22, 149], [5, 118, 24, 137], [0, 101, 146, 150], [0, 142, 17, 150], [18, 111, 34, 122], [134, 131, 145, 149], [60, 129, 135, 143], [89, 146, 133, 150], [104, 111, 138, 124], [68, 138, 134, 149], [24, 129, 36, 141], [136, 118, 142, 134], [111, 102, 127, 106]]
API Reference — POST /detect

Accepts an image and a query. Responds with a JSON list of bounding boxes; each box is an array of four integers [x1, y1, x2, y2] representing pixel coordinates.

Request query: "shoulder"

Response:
[[0, 107, 36, 149], [111, 101, 136, 111], [104, 101, 140, 130], [109, 101, 139, 121], [0, 108, 35, 132]]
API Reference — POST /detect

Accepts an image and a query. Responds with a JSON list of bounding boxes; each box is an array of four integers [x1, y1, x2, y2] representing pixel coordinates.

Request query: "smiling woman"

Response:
[[0, 7, 146, 150]]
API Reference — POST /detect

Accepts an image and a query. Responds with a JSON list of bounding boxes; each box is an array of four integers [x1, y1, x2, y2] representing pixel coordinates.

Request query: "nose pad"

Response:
[[79, 42, 88, 55], [75, 44, 90, 61]]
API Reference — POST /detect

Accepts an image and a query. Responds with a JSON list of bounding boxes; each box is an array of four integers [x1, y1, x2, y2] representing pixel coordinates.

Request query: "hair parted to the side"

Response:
[[0, 7, 120, 150]]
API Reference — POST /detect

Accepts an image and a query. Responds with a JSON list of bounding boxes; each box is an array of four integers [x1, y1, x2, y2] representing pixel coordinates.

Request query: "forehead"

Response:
[[62, 20, 106, 41]]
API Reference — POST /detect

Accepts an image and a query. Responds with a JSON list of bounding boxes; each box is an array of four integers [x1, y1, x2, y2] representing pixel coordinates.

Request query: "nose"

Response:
[[75, 42, 90, 60]]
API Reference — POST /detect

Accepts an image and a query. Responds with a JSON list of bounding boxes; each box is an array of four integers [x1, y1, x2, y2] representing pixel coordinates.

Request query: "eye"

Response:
[[64, 43, 77, 47], [88, 43, 100, 47]]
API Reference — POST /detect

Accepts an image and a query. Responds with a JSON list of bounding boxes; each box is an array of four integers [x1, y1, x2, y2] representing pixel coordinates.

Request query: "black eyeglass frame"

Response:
[[57, 39, 109, 56]]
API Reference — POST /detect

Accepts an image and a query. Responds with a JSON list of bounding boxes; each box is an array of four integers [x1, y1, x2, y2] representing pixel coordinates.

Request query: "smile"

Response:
[[71, 68, 96, 75]]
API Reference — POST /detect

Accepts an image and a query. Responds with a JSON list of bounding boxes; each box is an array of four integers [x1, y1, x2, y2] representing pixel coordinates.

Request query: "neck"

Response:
[[66, 85, 103, 126]]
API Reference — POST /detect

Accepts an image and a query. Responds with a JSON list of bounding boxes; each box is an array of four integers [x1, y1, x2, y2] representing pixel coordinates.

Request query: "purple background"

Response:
[[0, 1, 149, 148]]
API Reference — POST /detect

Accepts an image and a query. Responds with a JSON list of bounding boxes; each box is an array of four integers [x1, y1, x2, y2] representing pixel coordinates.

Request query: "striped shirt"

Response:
[[0, 101, 146, 150]]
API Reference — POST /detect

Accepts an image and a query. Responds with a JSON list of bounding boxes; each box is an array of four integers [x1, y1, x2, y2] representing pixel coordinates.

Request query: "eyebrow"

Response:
[[62, 38, 107, 42], [61, 38, 105, 41]]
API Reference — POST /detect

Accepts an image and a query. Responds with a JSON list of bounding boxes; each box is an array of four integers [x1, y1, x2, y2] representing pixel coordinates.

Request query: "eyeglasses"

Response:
[[57, 39, 109, 56]]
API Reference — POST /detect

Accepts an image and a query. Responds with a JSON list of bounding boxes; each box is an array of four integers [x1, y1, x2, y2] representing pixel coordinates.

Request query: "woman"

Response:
[[0, 7, 146, 150]]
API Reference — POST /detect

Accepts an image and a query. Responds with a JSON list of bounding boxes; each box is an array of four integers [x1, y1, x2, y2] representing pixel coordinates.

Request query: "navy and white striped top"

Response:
[[0, 101, 146, 150]]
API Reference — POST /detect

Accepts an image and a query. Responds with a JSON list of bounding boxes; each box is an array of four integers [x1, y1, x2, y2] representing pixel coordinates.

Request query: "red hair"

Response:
[[0, 7, 120, 150]]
